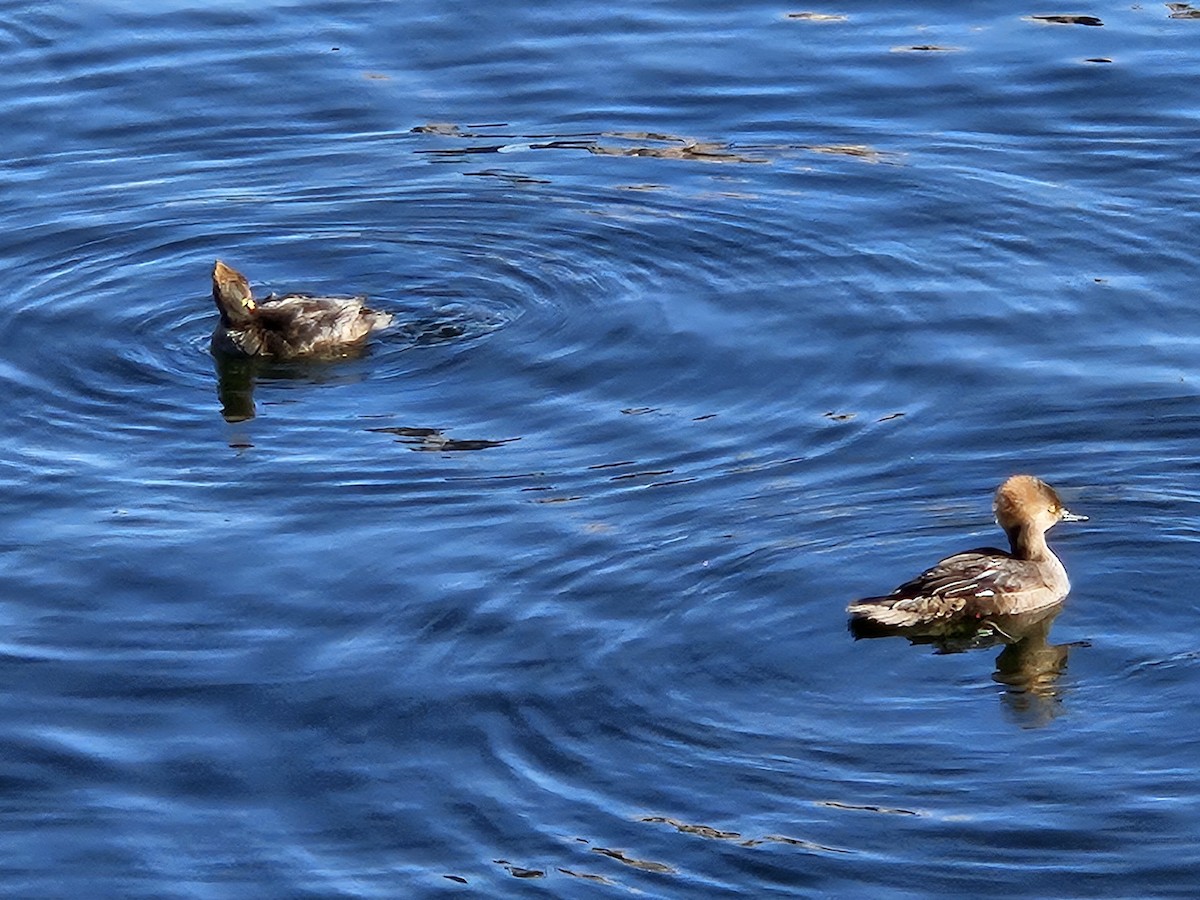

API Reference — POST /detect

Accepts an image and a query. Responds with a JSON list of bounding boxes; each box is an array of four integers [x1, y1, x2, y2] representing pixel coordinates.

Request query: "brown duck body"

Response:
[[210, 260, 393, 359], [846, 476, 1085, 628]]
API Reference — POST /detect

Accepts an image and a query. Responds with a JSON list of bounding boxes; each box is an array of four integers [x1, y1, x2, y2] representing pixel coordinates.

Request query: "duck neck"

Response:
[[1006, 524, 1051, 561]]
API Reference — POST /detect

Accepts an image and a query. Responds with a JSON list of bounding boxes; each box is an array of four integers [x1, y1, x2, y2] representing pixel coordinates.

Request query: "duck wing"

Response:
[[847, 547, 1019, 626], [254, 295, 385, 356]]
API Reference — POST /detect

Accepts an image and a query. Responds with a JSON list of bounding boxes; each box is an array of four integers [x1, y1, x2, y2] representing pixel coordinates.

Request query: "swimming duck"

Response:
[[210, 260, 393, 358], [846, 475, 1086, 628]]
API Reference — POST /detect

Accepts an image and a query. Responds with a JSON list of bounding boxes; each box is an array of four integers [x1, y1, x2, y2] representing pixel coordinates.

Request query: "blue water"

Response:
[[3, 1, 1200, 896]]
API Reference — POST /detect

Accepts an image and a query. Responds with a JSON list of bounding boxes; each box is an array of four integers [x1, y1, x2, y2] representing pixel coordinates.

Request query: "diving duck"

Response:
[[210, 260, 393, 358], [846, 475, 1086, 628]]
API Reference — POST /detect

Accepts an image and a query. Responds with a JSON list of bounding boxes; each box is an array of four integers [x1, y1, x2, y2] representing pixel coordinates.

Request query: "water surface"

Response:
[[2, 1, 1199, 896]]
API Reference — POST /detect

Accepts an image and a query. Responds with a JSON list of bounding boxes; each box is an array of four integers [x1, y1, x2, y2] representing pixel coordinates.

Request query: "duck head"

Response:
[[212, 260, 257, 326], [994, 474, 1087, 545]]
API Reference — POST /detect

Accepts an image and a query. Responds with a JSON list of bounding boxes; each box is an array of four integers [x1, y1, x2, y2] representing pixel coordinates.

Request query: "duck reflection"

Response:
[[212, 352, 258, 422], [850, 605, 1082, 726], [211, 352, 368, 422]]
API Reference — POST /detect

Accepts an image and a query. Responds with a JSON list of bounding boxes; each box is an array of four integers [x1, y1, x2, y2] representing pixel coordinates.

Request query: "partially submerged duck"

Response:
[[210, 260, 393, 358], [846, 475, 1086, 628]]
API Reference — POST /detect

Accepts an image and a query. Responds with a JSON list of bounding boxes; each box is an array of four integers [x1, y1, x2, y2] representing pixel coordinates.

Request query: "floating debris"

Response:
[[1023, 14, 1103, 26], [803, 143, 893, 164], [442, 874, 468, 884], [609, 129, 684, 142], [411, 122, 463, 136], [1085, 57, 1114, 62], [641, 816, 741, 841], [641, 814, 850, 855], [585, 136, 768, 164], [558, 868, 615, 884], [824, 411, 856, 422], [877, 412, 906, 422], [741, 834, 852, 854], [1167, 2, 1200, 17], [591, 847, 675, 873], [412, 122, 891, 167], [494, 860, 545, 879]]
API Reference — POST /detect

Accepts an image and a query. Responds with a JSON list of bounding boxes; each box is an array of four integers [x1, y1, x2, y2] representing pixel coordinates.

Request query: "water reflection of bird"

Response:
[[210, 260, 393, 358], [852, 603, 1081, 726], [209, 353, 368, 423], [992, 610, 1071, 693], [847, 475, 1086, 628], [211, 351, 257, 423]]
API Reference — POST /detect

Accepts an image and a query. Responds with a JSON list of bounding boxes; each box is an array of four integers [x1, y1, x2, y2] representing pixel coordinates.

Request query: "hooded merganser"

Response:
[[846, 475, 1086, 628], [210, 260, 393, 358]]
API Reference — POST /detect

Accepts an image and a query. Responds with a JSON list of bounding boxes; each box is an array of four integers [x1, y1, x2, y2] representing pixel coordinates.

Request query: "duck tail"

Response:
[[846, 596, 924, 628]]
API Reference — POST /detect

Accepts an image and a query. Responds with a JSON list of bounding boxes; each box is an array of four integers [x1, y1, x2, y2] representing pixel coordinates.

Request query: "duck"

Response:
[[210, 260, 393, 358], [846, 475, 1086, 628]]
